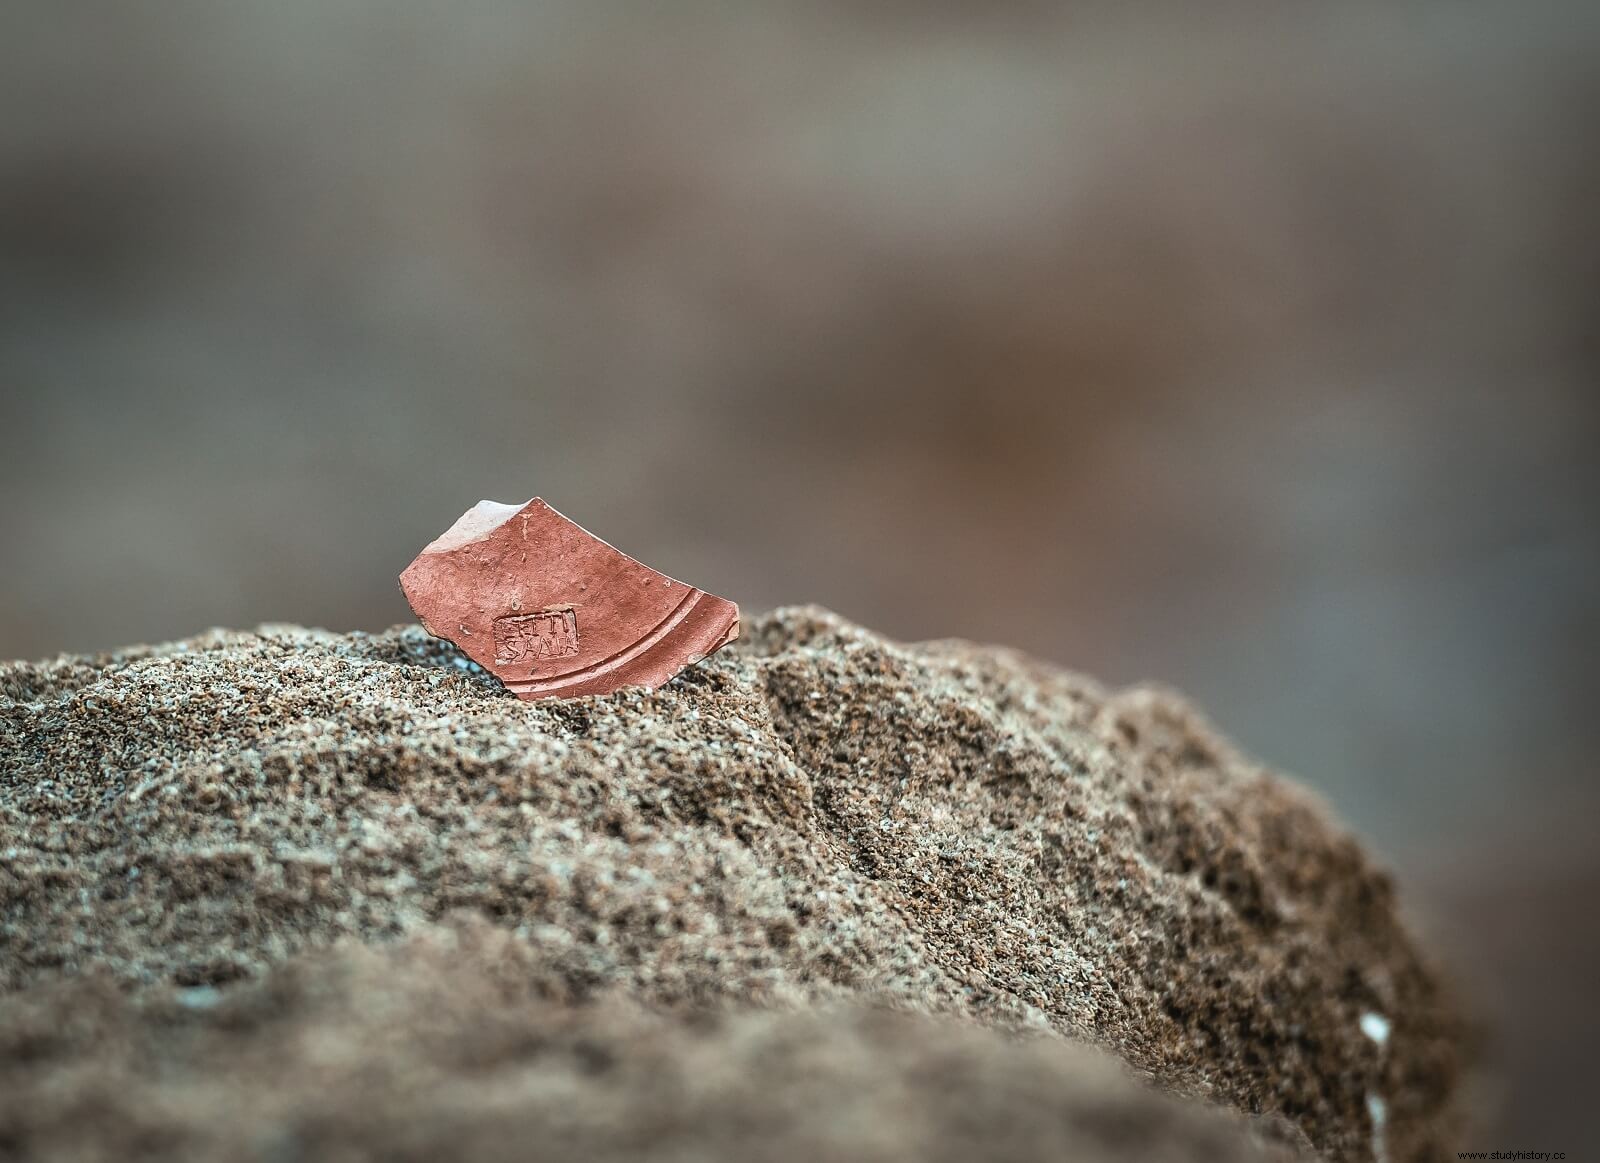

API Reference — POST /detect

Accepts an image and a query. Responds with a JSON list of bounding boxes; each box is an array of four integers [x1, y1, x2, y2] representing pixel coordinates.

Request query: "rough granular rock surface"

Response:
[[0, 607, 1463, 1161], [0, 924, 1307, 1163]]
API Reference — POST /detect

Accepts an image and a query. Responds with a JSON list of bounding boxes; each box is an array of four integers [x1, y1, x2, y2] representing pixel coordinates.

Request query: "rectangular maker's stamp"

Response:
[[494, 608, 579, 665]]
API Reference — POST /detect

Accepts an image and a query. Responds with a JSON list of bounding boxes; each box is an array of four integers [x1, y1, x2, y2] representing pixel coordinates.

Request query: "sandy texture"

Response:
[[0, 924, 1309, 1163], [0, 608, 1463, 1160]]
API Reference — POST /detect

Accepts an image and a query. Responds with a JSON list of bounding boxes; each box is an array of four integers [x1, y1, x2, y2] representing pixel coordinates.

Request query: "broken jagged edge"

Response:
[[400, 498, 740, 701]]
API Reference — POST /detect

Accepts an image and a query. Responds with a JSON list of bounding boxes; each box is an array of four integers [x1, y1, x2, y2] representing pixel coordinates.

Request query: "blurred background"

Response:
[[2, 0, 1596, 1150]]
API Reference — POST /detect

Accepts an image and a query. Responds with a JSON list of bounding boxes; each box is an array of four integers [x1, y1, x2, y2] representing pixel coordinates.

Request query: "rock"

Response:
[[0, 924, 1313, 1163], [399, 497, 740, 699], [0, 607, 1465, 1160]]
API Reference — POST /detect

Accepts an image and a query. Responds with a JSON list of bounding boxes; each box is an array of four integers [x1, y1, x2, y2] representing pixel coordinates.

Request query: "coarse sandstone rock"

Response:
[[0, 607, 1465, 1160], [0, 924, 1312, 1163]]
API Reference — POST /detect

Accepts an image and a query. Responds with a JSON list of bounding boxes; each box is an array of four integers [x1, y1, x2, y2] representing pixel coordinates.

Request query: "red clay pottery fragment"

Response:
[[400, 498, 740, 700]]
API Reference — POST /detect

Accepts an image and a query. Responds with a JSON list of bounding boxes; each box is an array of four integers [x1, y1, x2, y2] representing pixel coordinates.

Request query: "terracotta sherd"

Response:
[[400, 498, 739, 700]]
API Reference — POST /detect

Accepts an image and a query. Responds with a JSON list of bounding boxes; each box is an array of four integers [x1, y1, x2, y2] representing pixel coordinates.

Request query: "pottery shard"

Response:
[[400, 498, 740, 700]]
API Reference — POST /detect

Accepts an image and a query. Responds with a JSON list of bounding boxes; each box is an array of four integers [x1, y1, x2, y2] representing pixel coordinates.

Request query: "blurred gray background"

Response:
[[3, 0, 1597, 1150]]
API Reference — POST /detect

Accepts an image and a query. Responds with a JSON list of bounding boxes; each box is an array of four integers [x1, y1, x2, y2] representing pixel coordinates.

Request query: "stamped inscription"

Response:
[[494, 608, 579, 665]]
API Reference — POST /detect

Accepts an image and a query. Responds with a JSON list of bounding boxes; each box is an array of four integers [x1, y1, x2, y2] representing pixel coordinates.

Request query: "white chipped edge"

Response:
[[423, 499, 527, 554]]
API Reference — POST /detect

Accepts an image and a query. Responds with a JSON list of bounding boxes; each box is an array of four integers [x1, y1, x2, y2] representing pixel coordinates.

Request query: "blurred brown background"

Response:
[[3, 0, 1596, 1151]]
